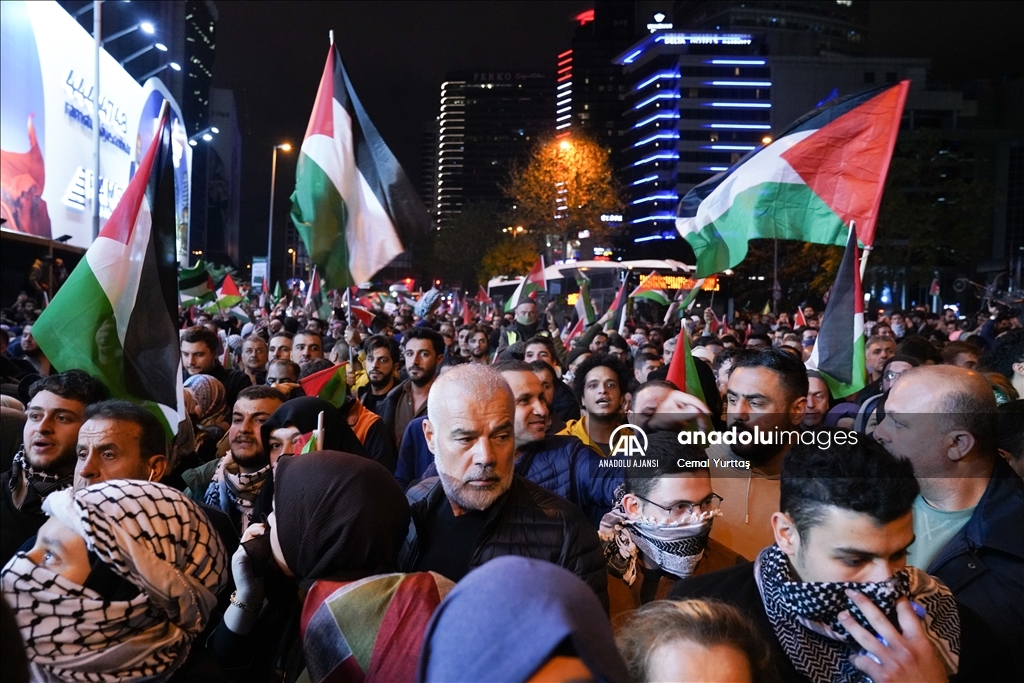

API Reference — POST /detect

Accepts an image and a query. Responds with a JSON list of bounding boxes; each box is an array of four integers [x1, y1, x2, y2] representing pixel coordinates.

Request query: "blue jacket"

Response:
[[927, 458, 1024, 654], [417, 434, 623, 527], [395, 416, 433, 490]]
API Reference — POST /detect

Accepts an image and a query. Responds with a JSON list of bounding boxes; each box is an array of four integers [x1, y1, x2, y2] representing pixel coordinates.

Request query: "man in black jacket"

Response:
[[670, 439, 1014, 682], [399, 363, 607, 605], [874, 364, 1024, 654], [0, 370, 107, 564], [181, 326, 251, 411]]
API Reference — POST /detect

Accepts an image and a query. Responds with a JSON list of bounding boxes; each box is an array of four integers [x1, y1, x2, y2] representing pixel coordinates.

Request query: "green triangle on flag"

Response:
[[629, 271, 671, 306], [299, 362, 348, 408]]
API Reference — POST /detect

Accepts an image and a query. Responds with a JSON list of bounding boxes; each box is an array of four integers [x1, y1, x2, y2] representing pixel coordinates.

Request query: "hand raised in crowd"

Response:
[[645, 389, 715, 433], [842, 590, 948, 683]]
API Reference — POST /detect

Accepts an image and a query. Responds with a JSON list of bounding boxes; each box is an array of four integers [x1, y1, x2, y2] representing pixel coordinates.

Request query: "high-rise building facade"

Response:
[[433, 70, 554, 227]]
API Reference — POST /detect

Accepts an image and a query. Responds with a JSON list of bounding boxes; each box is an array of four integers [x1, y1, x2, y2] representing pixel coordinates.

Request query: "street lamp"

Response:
[[102, 20, 155, 46], [120, 41, 167, 67], [138, 61, 180, 81], [266, 142, 293, 288]]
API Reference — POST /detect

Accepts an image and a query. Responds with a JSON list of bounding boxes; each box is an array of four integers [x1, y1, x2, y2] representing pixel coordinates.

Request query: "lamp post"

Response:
[[102, 20, 155, 46], [120, 42, 167, 67], [266, 142, 292, 289], [138, 61, 180, 81]]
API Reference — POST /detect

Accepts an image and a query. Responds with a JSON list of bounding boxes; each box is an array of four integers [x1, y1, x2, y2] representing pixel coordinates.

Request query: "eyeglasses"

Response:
[[634, 493, 723, 517]]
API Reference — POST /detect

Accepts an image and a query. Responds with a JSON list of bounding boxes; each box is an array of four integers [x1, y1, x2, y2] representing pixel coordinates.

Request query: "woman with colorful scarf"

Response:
[[1, 480, 229, 682], [211, 450, 441, 682]]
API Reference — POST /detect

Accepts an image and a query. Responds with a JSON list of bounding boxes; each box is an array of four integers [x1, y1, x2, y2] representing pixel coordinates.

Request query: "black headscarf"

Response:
[[273, 450, 410, 587], [260, 396, 366, 459]]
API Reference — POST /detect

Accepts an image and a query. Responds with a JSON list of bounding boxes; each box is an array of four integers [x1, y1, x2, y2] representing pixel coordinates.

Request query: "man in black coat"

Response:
[[180, 326, 252, 412], [0, 370, 107, 564], [399, 364, 606, 606], [670, 439, 1015, 682]]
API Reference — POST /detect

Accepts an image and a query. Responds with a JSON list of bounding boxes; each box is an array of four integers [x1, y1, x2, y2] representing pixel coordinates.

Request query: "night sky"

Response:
[[212, 0, 1023, 266]]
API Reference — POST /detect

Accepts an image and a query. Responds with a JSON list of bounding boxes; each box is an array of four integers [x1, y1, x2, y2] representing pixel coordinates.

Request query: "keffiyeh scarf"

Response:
[[755, 544, 960, 683], [204, 456, 271, 529], [8, 449, 70, 510], [1, 480, 229, 682], [599, 503, 717, 585]]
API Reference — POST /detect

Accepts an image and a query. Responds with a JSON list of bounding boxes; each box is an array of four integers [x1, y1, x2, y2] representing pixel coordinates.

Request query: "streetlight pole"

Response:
[[92, 1, 102, 239], [266, 143, 292, 291]]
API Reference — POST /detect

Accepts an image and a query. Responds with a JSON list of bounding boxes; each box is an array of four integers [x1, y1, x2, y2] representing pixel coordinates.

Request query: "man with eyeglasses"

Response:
[[600, 432, 742, 617]]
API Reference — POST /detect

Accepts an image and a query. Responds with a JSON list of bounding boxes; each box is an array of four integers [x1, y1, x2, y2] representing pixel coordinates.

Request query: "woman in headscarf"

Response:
[[260, 396, 366, 465], [184, 373, 228, 429], [211, 450, 417, 680], [418, 556, 631, 683], [1, 480, 229, 682]]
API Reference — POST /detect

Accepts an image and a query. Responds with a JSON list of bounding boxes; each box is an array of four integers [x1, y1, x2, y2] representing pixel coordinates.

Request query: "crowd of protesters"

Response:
[[0, 284, 1022, 682]]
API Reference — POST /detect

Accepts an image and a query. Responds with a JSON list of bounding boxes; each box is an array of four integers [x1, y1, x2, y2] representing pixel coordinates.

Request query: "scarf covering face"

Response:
[[184, 374, 227, 427], [274, 451, 409, 587], [0, 480, 229, 682], [755, 544, 960, 683], [8, 449, 71, 510], [417, 556, 631, 683], [598, 503, 717, 584], [204, 456, 271, 528]]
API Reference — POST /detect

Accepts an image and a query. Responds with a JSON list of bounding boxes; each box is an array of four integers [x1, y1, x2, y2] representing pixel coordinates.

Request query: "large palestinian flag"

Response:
[[503, 257, 546, 312], [291, 45, 429, 288], [807, 229, 866, 398], [32, 103, 183, 432], [676, 81, 909, 277]]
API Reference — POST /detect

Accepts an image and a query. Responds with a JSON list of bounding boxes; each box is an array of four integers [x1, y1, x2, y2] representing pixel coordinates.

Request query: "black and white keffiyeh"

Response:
[[204, 456, 270, 528], [1, 480, 229, 682], [755, 544, 960, 683], [599, 503, 717, 585], [8, 449, 71, 510]]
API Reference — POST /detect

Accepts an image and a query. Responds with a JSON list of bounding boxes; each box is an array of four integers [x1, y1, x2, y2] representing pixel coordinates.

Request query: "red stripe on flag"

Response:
[[98, 109, 167, 244], [304, 49, 335, 139]]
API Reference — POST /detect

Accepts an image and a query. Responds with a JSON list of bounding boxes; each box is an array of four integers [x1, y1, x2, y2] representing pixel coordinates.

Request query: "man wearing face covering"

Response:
[[600, 435, 744, 618], [496, 299, 563, 357], [670, 440, 1013, 683]]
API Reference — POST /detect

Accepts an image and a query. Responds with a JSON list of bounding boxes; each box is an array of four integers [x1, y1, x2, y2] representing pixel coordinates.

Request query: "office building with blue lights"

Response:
[[614, 31, 940, 251]]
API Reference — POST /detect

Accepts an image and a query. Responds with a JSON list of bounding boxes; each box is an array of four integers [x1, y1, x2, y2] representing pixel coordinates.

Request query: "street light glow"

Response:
[[761, 135, 773, 144], [211, 127, 220, 134], [279, 143, 293, 151], [202, 133, 212, 141], [559, 140, 571, 150], [155, 42, 167, 51], [170, 62, 181, 71], [140, 21, 155, 34]]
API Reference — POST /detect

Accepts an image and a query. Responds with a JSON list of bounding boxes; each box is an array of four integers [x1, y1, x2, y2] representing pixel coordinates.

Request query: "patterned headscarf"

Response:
[[1, 480, 229, 682], [184, 373, 227, 426], [755, 544, 959, 683]]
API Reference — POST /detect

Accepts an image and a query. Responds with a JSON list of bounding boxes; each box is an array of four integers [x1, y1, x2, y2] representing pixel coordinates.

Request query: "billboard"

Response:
[[0, 1, 190, 256]]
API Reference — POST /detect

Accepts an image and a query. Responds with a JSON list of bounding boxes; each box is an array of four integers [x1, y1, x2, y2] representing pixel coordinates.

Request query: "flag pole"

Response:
[[346, 287, 354, 366], [329, 30, 334, 45], [852, 220, 871, 279]]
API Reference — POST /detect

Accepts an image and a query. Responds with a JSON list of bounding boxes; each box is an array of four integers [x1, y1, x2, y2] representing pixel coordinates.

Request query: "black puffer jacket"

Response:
[[400, 475, 608, 609]]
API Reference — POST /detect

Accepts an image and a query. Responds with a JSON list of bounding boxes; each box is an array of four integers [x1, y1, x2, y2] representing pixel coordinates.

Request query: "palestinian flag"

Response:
[[807, 229, 865, 398], [300, 361, 348, 408], [794, 308, 808, 328], [575, 274, 597, 325], [629, 271, 671, 306], [676, 81, 909, 277], [349, 305, 375, 328], [503, 257, 546, 312], [604, 279, 628, 332], [664, 283, 707, 402], [461, 294, 473, 325], [179, 260, 215, 307], [475, 286, 491, 305], [214, 273, 243, 310], [31, 103, 183, 433], [272, 281, 283, 305], [306, 265, 323, 310], [290, 45, 429, 288]]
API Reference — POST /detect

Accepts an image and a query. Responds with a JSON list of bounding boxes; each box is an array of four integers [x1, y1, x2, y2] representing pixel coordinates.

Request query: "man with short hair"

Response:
[[865, 335, 896, 384], [496, 300, 545, 353], [802, 370, 831, 429], [240, 334, 269, 385], [180, 326, 251, 410], [358, 334, 400, 415], [606, 334, 631, 363], [633, 351, 663, 385], [268, 331, 293, 361], [941, 340, 981, 369], [559, 355, 632, 455], [467, 327, 491, 364], [589, 331, 610, 354], [183, 385, 285, 533], [671, 439, 1007, 682], [379, 327, 444, 447], [401, 364, 606, 602], [709, 348, 807, 559], [1, 371, 107, 563], [525, 337, 578, 422], [626, 379, 676, 433], [291, 330, 324, 366], [744, 333, 772, 349], [874, 365, 1024, 645], [456, 325, 473, 359], [15, 323, 52, 376], [601, 433, 740, 616], [74, 400, 171, 487]]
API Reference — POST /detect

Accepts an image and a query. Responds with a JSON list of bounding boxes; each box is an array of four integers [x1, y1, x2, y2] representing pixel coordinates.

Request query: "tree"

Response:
[[480, 238, 539, 282], [431, 201, 505, 288], [505, 132, 622, 257]]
